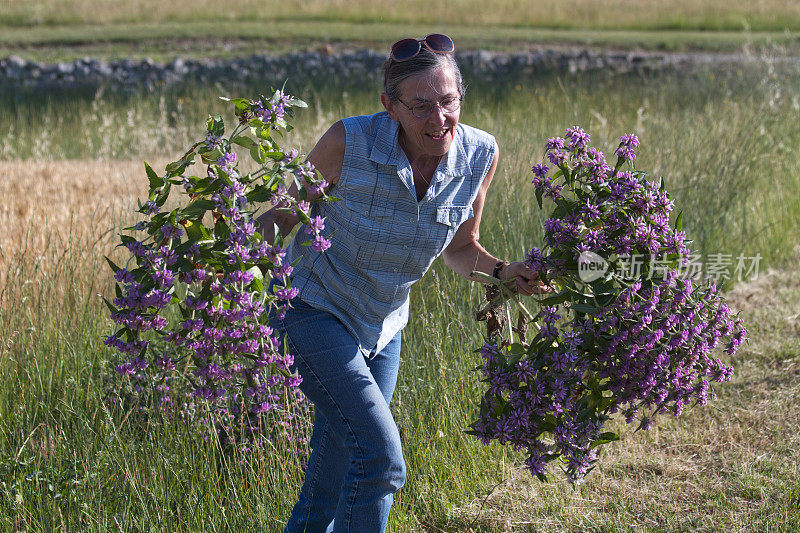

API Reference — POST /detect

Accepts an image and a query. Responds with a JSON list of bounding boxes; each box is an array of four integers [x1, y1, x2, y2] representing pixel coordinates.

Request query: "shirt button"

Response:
[[402, 244, 408, 250], [409, 217, 415, 224], [393, 268, 399, 273]]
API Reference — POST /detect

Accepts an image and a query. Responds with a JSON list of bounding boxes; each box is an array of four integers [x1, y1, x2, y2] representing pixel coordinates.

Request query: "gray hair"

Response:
[[382, 48, 464, 102]]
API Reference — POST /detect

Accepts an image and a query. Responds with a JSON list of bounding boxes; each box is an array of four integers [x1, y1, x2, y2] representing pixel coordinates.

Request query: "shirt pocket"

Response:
[[435, 204, 474, 251]]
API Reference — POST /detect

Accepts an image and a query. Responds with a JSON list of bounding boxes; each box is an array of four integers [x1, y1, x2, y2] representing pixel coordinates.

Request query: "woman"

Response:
[[259, 34, 547, 532]]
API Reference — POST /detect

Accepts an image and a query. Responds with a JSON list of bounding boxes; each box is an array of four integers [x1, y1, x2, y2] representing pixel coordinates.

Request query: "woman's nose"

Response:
[[428, 104, 447, 125]]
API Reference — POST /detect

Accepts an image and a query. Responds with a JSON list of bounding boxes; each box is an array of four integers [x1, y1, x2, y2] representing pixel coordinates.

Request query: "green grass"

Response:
[[4, 0, 800, 62], [2, 63, 800, 531], [4, 0, 800, 32], [2, 20, 799, 63]]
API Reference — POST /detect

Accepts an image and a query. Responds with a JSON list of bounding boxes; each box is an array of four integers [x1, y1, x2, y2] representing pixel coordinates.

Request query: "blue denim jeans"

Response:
[[271, 296, 405, 533]]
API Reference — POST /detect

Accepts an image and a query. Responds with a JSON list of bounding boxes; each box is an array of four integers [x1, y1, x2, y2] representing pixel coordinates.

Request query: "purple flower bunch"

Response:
[[470, 128, 746, 483], [104, 90, 329, 450]]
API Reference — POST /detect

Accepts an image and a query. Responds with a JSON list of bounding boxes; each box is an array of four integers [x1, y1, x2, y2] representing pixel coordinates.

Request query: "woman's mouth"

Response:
[[426, 127, 450, 140]]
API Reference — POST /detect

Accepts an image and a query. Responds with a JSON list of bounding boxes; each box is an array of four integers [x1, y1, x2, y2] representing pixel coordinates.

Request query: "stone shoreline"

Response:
[[0, 48, 782, 93]]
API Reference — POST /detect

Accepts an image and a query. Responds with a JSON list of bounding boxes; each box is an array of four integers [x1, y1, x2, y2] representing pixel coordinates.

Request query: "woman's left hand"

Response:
[[499, 262, 552, 296]]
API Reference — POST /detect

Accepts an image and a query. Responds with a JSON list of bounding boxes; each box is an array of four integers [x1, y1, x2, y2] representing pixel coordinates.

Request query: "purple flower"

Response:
[[305, 215, 325, 234], [310, 235, 331, 252], [566, 126, 591, 150], [205, 132, 222, 150], [468, 126, 743, 484], [547, 150, 568, 166], [161, 224, 183, 240], [531, 163, 549, 180], [545, 137, 565, 150], [142, 200, 160, 215], [615, 133, 640, 161], [275, 286, 299, 301], [114, 268, 135, 284], [294, 200, 311, 217], [283, 148, 299, 164], [217, 152, 237, 172], [525, 247, 544, 271]]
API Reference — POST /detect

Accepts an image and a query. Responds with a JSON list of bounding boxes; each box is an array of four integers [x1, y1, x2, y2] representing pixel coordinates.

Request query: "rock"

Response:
[[0, 48, 744, 93]]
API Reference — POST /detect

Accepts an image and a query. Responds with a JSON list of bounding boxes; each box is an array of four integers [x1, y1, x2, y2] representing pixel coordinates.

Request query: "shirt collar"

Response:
[[369, 112, 470, 180]]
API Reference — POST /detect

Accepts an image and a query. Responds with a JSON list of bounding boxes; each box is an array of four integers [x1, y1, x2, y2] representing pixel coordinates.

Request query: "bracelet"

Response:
[[492, 260, 509, 280]]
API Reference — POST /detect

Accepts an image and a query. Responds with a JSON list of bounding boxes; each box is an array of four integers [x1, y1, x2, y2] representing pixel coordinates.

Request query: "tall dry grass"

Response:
[[3, 0, 800, 31], [0, 159, 159, 299], [0, 159, 151, 258]]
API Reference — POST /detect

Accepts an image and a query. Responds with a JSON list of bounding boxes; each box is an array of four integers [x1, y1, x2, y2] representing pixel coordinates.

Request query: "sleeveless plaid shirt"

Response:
[[286, 111, 497, 357]]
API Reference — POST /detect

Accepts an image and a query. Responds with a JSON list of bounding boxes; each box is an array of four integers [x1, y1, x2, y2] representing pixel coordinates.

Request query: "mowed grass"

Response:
[[3, 0, 800, 61], [4, 0, 800, 31], [6, 23, 799, 64], [2, 64, 800, 531]]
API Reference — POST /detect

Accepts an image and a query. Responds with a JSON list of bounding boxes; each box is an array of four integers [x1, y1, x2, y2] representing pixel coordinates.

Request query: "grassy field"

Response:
[[5, 22, 799, 63], [4, 0, 800, 31], [3, 0, 800, 61], [1, 55, 800, 531]]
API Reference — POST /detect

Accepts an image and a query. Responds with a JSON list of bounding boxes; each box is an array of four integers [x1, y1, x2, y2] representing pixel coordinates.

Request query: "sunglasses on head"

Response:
[[390, 34, 455, 62]]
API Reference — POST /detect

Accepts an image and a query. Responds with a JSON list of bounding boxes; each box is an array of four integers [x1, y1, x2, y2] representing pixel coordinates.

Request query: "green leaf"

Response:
[[247, 265, 264, 281], [250, 277, 264, 293], [206, 115, 225, 137], [537, 289, 571, 306], [571, 303, 601, 315], [265, 151, 286, 161], [535, 188, 543, 209], [165, 159, 189, 177], [250, 144, 267, 164], [506, 343, 526, 365], [674, 210, 683, 232], [144, 162, 163, 189], [183, 219, 211, 243], [181, 199, 216, 220], [198, 277, 213, 303], [214, 218, 230, 241], [102, 297, 118, 314], [154, 181, 172, 207], [292, 97, 308, 108], [297, 185, 308, 202], [597, 396, 613, 411], [196, 178, 225, 195], [589, 432, 620, 449], [246, 186, 273, 203], [201, 148, 222, 164], [576, 405, 596, 422], [105, 256, 121, 273], [508, 342, 526, 356], [296, 208, 311, 225], [231, 136, 256, 149]]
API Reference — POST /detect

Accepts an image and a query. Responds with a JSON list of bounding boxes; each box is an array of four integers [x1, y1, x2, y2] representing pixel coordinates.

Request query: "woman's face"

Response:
[[382, 66, 461, 161]]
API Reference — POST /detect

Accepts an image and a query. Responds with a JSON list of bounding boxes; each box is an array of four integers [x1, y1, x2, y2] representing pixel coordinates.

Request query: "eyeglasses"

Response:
[[390, 33, 455, 62], [397, 95, 462, 119]]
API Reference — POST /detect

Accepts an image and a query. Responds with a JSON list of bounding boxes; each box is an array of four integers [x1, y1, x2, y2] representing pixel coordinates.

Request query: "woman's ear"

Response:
[[381, 93, 399, 121]]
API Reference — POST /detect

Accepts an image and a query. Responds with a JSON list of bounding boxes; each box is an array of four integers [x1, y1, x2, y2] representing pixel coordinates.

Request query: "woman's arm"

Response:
[[442, 148, 548, 296], [256, 120, 346, 244]]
